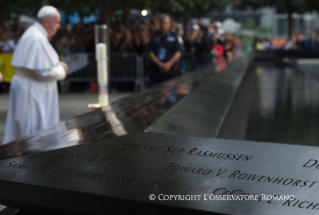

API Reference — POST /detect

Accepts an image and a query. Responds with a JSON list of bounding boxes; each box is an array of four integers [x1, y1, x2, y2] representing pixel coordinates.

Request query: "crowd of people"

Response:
[[253, 38, 273, 50], [50, 16, 241, 68], [0, 14, 244, 92], [253, 32, 319, 51], [108, 17, 240, 60], [286, 32, 319, 50], [2, 15, 319, 57], [0, 15, 240, 62]]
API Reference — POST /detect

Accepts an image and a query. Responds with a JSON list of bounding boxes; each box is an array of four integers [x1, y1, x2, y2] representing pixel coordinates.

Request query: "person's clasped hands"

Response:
[[159, 62, 172, 74]]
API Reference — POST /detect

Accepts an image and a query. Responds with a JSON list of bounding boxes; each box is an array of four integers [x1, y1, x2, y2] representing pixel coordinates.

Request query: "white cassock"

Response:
[[2, 22, 66, 145]]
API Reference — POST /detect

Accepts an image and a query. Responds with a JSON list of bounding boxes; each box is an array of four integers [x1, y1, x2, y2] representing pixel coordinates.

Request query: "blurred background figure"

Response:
[[0, 31, 16, 53], [310, 32, 319, 50], [184, 24, 199, 54], [282, 38, 297, 50], [255, 37, 266, 50], [212, 34, 226, 72], [212, 34, 224, 62], [117, 28, 135, 53], [223, 32, 236, 60], [208, 19, 215, 35], [132, 25, 148, 55], [215, 22, 224, 35], [176, 24, 185, 51], [296, 34, 305, 49], [196, 24, 213, 66], [264, 39, 273, 50]]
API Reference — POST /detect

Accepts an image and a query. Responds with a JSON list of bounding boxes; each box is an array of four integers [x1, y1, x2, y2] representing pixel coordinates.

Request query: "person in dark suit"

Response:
[[195, 24, 213, 67], [310, 32, 319, 50]]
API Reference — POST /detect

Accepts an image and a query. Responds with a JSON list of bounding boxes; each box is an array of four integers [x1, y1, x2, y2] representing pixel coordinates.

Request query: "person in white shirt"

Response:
[[3, 6, 68, 144]]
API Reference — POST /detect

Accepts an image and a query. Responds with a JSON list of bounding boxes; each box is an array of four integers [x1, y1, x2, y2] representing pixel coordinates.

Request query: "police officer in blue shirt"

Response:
[[146, 14, 183, 85]]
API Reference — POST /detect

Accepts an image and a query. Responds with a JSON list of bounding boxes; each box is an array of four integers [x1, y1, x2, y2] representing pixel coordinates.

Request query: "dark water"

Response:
[[245, 62, 319, 146]]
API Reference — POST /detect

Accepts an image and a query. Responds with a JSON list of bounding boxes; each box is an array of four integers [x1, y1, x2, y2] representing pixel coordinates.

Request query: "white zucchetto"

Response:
[[37, 6, 58, 19]]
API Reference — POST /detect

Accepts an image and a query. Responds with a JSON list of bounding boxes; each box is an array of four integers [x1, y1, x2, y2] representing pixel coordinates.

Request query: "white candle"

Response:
[[96, 43, 107, 84], [96, 43, 106, 59], [96, 43, 109, 107]]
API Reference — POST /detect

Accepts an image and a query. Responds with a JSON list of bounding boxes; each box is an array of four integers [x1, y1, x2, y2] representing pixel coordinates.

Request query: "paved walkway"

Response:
[[0, 92, 133, 145]]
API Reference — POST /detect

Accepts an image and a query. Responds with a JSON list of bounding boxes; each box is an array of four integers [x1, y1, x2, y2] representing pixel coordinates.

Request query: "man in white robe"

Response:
[[2, 6, 67, 144]]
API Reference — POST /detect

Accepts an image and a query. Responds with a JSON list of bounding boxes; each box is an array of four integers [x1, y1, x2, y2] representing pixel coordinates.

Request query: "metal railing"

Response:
[[60, 52, 197, 93]]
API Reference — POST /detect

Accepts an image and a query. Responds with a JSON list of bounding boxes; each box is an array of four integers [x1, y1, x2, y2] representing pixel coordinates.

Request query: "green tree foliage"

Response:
[[0, 0, 230, 22], [150, 0, 230, 17], [0, 0, 39, 21], [240, 0, 319, 13]]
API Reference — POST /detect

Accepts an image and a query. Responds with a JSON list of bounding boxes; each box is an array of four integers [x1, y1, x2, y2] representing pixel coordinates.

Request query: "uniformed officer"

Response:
[[196, 24, 214, 66], [146, 14, 182, 85]]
